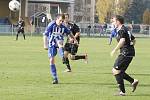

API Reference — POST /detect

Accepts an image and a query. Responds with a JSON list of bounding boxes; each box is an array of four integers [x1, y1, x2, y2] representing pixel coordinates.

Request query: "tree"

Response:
[[96, 0, 113, 23], [96, 0, 149, 24], [96, 0, 130, 23], [143, 8, 150, 25], [115, 0, 130, 15], [124, 0, 145, 24]]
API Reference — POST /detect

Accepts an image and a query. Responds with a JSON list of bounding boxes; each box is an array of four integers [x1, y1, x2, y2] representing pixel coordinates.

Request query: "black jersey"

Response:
[[116, 25, 135, 57], [17, 20, 25, 30], [66, 22, 80, 43]]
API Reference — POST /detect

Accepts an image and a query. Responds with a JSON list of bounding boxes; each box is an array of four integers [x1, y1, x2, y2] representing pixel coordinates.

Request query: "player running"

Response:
[[43, 14, 76, 84], [63, 13, 88, 72], [110, 15, 139, 96]]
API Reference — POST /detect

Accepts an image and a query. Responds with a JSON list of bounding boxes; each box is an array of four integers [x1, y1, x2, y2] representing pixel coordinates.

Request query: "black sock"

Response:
[[16, 34, 18, 40], [66, 58, 71, 70], [74, 55, 85, 60], [123, 73, 134, 84], [63, 57, 71, 70], [62, 57, 66, 64], [23, 34, 25, 40], [115, 73, 125, 93]]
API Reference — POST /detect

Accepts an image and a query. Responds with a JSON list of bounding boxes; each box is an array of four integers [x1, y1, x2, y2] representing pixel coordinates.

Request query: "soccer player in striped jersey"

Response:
[[43, 14, 75, 84]]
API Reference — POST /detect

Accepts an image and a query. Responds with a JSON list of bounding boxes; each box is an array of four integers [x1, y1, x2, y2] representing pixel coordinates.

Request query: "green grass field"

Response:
[[0, 36, 150, 100]]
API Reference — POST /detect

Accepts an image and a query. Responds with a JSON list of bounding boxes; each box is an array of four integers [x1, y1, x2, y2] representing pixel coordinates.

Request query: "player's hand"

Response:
[[69, 38, 74, 43], [110, 49, 116, 57], [73, 39, 78, 44], [44, 45, 48, 50], [44, 47, 48, 50]]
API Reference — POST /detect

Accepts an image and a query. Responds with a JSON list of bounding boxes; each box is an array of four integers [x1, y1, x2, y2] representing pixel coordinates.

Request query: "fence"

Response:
[[77, 23, 150, 37], [0, 25, 13, 34], [0, 24, 149, 37]]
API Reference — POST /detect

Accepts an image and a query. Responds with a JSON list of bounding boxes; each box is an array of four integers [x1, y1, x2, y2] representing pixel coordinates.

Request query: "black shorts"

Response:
[[64, 43, 78, 55], [18, 29, 24, 34], [113, 54, 133, 71]]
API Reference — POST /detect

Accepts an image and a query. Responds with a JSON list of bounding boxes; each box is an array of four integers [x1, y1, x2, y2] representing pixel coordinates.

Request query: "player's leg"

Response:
[[48, 46, 58, 84], [123, 72, 139, 92], [64, 51, 71, 72], [57, 40, 64, 59], [16, 30, 20, 40], [70, 44, 88, 63], [123, 57, 139, 92], [63, 43, 72, 72], [122, 57, 134, 83], [22, 30, 25, 40], [112, 55, 126, 96], [112, 68, 125, 96], [108, 34, 113, 45]]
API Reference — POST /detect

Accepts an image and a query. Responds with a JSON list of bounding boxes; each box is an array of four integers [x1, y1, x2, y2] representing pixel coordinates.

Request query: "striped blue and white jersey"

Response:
[[43, 21, 70, 47]]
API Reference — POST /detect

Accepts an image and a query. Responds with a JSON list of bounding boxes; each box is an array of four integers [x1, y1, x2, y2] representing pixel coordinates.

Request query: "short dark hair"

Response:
[[57, 13, 65, 19], [64, 13, 69, 17], [115, 15, 124, 24]]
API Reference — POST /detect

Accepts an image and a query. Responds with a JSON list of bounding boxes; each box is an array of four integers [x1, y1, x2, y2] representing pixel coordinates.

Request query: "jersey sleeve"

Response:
[[64, 26, 71, 36], [118, 30, 126, 38], [72, 24, 80, 33]]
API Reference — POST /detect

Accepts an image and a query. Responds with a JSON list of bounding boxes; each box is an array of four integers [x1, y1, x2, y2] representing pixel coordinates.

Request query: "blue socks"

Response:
[[50, 64, 57, 80], [50, 47, 64, 81]]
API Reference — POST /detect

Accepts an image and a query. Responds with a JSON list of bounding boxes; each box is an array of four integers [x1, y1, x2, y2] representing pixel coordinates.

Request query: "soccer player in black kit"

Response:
[[110, 15, 139, 96], [63, 13, 88, 72], [16, 17, 25, 40]]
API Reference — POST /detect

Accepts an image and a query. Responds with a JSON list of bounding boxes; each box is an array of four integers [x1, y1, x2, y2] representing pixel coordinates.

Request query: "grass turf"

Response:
[[0, 36, 150, 100]]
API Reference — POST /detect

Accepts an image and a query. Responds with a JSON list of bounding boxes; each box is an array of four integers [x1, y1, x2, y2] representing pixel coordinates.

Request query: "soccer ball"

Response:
[[9, 0, 20, 12]]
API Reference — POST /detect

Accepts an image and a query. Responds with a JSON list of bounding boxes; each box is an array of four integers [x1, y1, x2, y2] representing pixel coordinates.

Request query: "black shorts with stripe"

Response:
[[64, 43, 78, 55], [113, 54, 133, 71]]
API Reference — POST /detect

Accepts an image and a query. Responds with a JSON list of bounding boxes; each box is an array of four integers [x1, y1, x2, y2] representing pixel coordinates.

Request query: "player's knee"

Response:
[[112, 68, 121, 75], [58, 44, 63, 48], [64, 51, 69, 57], [70, 55, 75, 60], [57, 41, 63, 48], [49, 57, 55, 64]]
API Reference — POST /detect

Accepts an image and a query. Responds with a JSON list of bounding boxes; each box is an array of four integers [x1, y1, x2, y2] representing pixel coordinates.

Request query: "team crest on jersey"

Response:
[[52, 27, 65, 35]]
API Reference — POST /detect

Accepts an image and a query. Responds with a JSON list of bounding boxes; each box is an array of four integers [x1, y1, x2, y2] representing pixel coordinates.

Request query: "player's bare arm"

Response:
[[111, 38, 125, 57], [74, 32, 80, 39], [68, 33, 78, 44], [132, 39, 136, 46], [43, 35, 48, 50]]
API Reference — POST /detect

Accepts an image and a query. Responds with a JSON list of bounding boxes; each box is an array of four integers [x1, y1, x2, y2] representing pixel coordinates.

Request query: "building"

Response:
[[74, 0, 96, 23], [28, 0, 74, 21], [0, 0, 74, 24], [0, 0, 75, 33]]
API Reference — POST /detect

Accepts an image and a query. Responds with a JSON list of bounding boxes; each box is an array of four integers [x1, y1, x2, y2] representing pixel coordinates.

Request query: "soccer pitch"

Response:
[[0, 36, 150, 100]]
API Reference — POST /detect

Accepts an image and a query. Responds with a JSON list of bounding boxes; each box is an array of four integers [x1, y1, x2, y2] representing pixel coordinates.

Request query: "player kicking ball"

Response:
[[63, 13, 88, 72], [43, 14, 76, 84], [110, 15, 139, 96]]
